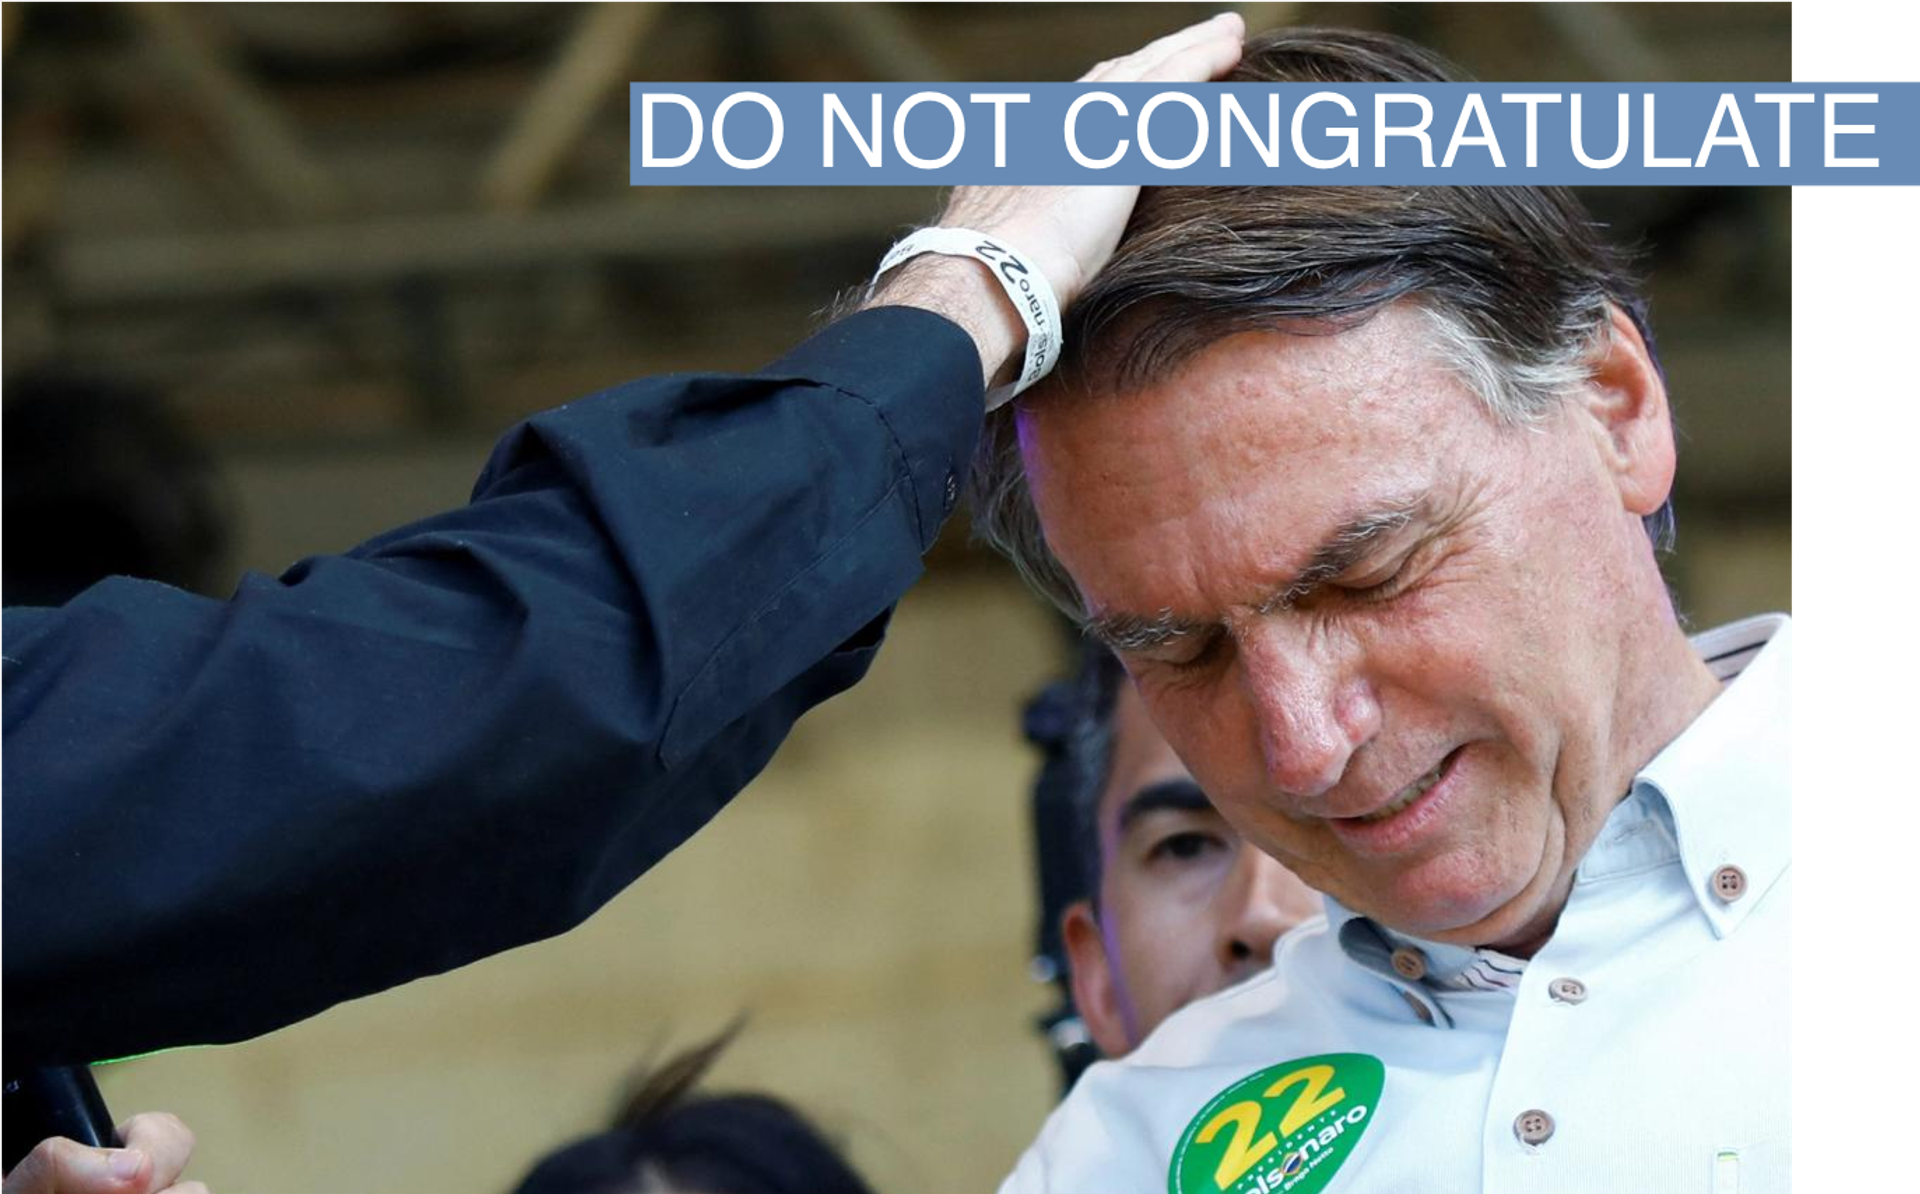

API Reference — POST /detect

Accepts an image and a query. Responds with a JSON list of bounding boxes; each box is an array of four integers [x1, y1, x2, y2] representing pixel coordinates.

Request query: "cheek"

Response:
[[1479, 482, 1629, 720], [1139, 679, 1255, 793], [1110, 879, 1204, 984], [1117, 947, 1200, 1036], [1496, 428, 1635, 610], [1372, 506, 1595, 742]]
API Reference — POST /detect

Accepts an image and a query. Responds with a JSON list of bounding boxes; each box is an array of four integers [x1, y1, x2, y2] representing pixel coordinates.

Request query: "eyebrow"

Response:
[[1115, 779, 1213, 835], [1084, 497, 1427, 653]]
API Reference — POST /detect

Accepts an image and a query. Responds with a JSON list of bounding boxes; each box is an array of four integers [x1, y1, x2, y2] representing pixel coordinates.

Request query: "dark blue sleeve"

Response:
[[1, 306, 982, 1067]]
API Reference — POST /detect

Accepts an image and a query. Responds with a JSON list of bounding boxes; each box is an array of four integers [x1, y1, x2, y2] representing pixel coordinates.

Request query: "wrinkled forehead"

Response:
[[1021, 306, 1485, 617]]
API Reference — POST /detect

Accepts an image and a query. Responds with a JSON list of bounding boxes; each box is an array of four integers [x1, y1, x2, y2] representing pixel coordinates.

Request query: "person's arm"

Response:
[[1, 306, 977, 1067], [2, 15, 1245, 1070]]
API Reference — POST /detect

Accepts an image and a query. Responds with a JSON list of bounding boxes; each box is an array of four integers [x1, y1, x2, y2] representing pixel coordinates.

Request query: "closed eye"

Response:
[[1123, 628, 1227, 675], [1148, 830, 1228, 864], [1328, 540, 1432, 605], [1162, 631, 1227, 672], [1343, 560, 1415, 602]]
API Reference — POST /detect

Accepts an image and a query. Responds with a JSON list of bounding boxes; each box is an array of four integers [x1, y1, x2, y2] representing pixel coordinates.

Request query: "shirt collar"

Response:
[[1326, 613, 1791, 1010], [1324, 908, 1529, 1029], [1627, 613, 1791, 937]]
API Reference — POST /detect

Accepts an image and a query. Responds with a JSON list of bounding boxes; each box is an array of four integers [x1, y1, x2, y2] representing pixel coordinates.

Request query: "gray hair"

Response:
[[968, 29, 1672, 624]]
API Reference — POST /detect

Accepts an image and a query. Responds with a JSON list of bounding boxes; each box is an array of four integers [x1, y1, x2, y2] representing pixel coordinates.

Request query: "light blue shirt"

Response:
[[1002, 615, 1790, 1194]]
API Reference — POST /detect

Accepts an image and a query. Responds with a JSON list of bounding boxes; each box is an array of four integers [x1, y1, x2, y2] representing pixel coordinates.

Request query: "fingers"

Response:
[[1141, 33, 1246, 85], [4, 1136, 149, 1194], [0, 1114, 203, 1194], [1081, 12, 1246, 84], [1089, 12, 1237, 80], [911, 11, 1246, 327], [115, 1116, 194, 1193]]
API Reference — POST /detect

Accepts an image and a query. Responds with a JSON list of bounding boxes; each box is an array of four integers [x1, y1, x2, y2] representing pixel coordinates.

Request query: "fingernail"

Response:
[[109, 1149, 145, 1181]]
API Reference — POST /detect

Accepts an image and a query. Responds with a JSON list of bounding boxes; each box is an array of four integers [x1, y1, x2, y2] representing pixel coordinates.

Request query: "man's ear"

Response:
[[1062, 900, 1133, 1058], [1580, 304, 1677, 519]]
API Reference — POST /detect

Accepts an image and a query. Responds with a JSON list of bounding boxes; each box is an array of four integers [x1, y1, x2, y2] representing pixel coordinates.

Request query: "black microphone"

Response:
[[2, 1065, 119, 1173]]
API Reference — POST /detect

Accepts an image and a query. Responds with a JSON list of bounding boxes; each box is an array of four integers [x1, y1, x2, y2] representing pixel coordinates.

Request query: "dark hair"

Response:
[[1067, 644, 1130, 902], [970, 27, 1670, 623], [2, 368, 230, 607], [1025, 642, 1130, 907], [509, 1025, 874, 1194]]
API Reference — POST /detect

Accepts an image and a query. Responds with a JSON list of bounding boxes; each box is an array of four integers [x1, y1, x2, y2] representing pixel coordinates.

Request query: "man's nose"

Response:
[[1217, 847, 1311, 972], [1237, 621, 1380, 802]]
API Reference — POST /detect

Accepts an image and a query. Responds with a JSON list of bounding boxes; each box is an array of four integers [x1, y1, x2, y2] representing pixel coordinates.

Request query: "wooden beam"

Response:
[[479, 2, 662, 214], [54, 188, 937, 303], [3, 2, 25, 61], [127, 3, 345, 217], [811, 2, 947, 82]]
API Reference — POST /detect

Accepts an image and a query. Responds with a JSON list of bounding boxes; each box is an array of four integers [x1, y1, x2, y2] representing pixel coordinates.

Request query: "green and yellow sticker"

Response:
[[1167, 1053, 1384, 1194]]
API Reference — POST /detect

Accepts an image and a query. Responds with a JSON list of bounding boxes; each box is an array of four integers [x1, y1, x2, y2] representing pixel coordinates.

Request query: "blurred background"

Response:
[[2, 3, 1788, 1191]]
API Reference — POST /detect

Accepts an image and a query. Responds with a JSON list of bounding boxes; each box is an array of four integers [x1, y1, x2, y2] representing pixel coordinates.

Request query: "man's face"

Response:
[[1022, 303, 1676, 953], [1063, 683, 1323, 1056]]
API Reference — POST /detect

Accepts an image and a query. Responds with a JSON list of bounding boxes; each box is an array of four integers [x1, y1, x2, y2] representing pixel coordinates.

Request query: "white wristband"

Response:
[[872, 227, 1063, 409]]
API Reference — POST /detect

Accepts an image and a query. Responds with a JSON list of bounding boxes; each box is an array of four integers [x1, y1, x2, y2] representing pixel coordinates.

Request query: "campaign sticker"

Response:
[[1167, 1053, 1385, 1194]]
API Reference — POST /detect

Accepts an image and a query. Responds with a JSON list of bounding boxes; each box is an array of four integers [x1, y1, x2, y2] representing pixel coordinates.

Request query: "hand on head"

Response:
[[937, 12, 1247, 305], [868, 14, 1246, 388]]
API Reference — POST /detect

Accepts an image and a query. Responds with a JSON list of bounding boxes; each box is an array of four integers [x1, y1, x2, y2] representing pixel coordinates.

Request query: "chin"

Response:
[[1367, 860, 1536, 941]]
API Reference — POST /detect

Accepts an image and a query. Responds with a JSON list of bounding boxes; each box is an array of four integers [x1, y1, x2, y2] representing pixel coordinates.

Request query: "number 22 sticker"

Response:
[[1167, 1053, 1385, 1194]]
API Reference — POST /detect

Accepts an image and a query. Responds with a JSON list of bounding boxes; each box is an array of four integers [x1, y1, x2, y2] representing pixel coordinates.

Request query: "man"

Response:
[[986, 28, 1788, 1194], [1040, 645, 1323, 1064]]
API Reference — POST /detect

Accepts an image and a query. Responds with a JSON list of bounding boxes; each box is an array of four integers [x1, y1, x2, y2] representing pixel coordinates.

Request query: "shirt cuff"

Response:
[[760, 306, 985, 550]]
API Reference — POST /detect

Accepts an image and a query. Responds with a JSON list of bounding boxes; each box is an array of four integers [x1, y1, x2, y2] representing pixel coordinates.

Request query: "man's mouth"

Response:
[[1354, 758, 1448, 822], [1326, 746, 1465, 855]]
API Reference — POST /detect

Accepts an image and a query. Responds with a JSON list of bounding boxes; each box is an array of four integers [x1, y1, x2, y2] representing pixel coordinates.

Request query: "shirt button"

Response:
[[1514, 1109, 1555, 1147], [1547, 977, 1588, 1004], [942, 470, 959, 512], [1389, 947, 1428, 981], [1399, 991, 1435, 1025], [1710, 864, 1748, 903]]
